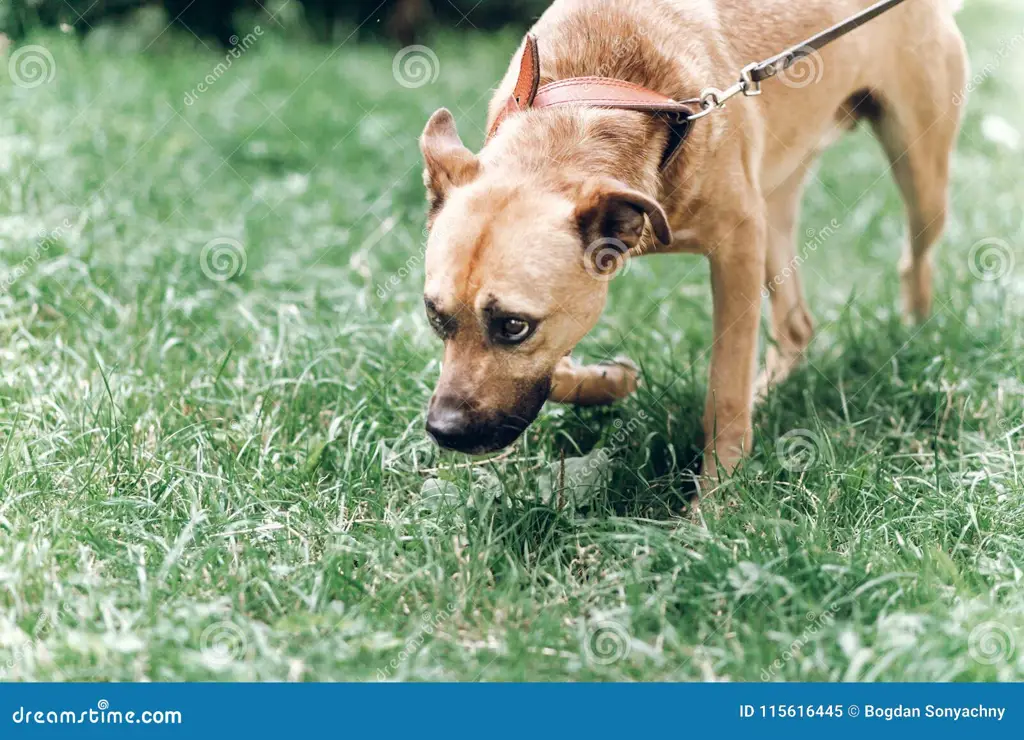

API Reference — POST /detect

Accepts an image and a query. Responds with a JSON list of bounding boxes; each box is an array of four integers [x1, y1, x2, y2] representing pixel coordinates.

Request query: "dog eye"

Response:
[[494, 317, 534, 344], [429, 314, 453, 338], [425, 305, 454, 339]]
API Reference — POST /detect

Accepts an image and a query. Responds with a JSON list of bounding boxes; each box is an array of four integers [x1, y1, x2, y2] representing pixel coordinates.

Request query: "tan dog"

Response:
[[420, 0, 967, 475]]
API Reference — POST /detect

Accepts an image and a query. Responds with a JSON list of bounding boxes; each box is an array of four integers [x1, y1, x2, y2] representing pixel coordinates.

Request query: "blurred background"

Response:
[[1, 0, 550, 46]]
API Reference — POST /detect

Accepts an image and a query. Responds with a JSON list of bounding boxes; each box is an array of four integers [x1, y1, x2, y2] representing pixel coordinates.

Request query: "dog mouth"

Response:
[[426, 416, 532, 455], [426, 378, 550, 455]]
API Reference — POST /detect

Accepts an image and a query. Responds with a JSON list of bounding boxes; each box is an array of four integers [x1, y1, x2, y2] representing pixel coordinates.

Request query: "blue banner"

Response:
[[1, 684, 1021, 738]]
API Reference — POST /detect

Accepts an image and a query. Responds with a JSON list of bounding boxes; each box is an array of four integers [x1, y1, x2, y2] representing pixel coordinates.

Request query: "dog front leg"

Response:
[[548, 356, 638, 406], [703, 219, 766, 479]]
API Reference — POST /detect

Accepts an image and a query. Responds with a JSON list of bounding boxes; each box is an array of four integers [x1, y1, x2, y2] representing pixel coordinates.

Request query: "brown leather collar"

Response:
[[486, 34, 696, 171]]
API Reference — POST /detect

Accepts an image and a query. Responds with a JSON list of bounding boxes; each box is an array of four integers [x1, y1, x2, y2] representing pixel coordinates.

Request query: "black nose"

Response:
[[425, 404, 476, 452]]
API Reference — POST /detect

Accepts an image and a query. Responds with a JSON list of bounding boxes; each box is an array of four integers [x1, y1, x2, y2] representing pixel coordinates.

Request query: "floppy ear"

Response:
[[420, 109, 480, 220], [575, 179, 673, 250]]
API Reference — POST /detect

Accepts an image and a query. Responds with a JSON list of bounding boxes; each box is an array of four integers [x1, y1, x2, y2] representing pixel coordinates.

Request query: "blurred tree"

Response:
[[1, 0, 239, 45], [0, 0, 552, 45], [340, 1, 550, 42]]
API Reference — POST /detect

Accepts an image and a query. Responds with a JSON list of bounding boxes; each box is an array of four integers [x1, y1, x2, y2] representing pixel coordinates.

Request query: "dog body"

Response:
[[421, 0, 967, 473]]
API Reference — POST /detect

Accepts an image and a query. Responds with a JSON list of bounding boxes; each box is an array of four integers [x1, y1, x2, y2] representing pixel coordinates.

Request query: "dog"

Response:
[[419, 0, 967, 477]]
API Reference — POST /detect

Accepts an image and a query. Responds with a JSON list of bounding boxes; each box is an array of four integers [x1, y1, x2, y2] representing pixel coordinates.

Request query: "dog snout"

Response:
[[425, 396, 530, 455], [425, 402, 476, 452]]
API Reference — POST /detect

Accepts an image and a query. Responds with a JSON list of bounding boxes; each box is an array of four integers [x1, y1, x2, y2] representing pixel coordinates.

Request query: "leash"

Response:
[[488, 0, 913, 171]]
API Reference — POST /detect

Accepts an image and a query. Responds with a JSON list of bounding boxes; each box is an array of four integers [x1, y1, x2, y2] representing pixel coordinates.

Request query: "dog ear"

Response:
[[575, 179, 673, 249], [420, 109, 480, 220]]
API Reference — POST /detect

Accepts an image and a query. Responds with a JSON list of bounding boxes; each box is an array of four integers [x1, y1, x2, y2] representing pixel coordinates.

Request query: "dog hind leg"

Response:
[[868, 31, 967, 322], [756, 163, 815, 399]]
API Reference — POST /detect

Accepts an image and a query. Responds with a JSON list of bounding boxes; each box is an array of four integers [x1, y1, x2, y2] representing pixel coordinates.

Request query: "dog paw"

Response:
[[548, 356, 639, 406]]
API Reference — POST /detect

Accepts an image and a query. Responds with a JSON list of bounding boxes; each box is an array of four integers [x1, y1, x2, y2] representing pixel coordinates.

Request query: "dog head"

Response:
[[419, 109, 670, 454]]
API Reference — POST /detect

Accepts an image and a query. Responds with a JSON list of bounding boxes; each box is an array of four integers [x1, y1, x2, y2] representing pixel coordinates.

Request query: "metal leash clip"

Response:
[[688, 62, 763, 121]]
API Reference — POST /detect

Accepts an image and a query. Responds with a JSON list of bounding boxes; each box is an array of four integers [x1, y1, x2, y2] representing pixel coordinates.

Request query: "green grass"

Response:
[[0, 0, 1022, 681]]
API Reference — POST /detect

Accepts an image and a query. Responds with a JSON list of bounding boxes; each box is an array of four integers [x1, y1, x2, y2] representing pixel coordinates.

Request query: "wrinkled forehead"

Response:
[[424, 182, 580, 311]]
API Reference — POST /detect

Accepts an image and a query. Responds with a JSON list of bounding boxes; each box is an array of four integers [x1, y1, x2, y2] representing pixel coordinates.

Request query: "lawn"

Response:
[[0, 0, 1022, 682]]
